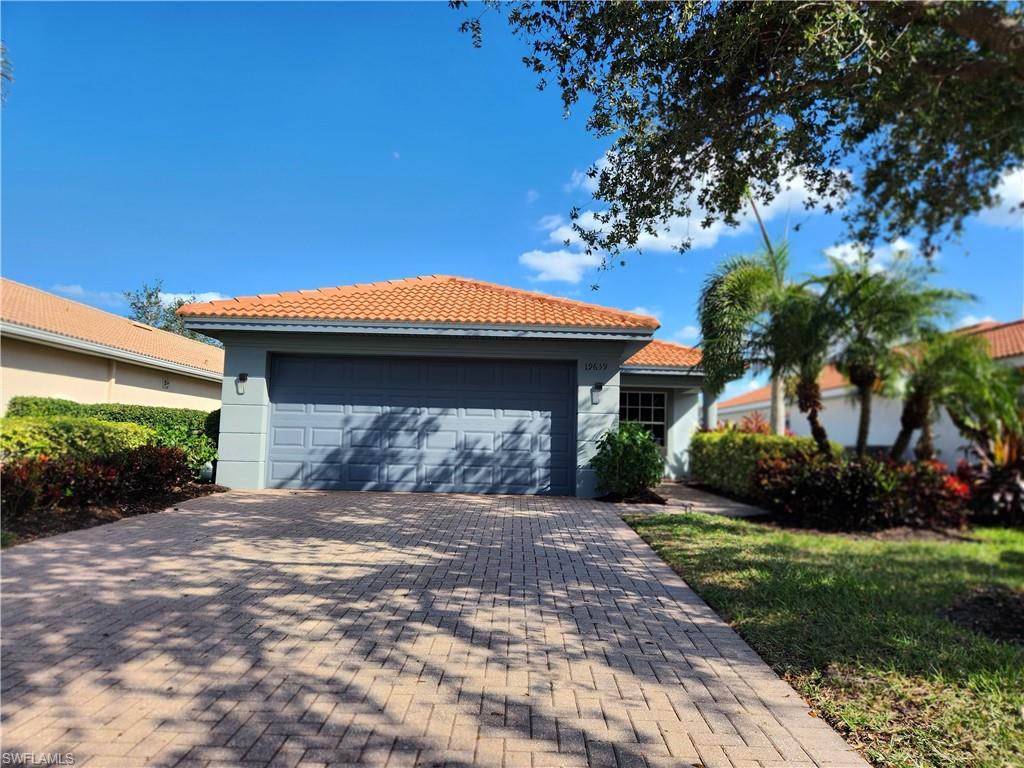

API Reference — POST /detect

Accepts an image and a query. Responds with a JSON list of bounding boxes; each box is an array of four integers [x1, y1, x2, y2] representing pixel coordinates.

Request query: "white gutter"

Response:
[[182, 316, 656, 341], [620, 366, 704, 377], [0, 322, 223, 382]]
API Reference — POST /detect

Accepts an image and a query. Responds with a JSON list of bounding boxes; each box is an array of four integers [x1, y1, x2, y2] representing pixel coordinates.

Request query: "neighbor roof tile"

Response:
[[176, 275, 660, 331], [962, 318, 1024, 360], [1, 279, 224, 375]]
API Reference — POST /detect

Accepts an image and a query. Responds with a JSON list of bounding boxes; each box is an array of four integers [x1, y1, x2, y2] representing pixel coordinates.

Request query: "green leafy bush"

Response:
[[1, 446, 192, 518], [690, 431, 826, 499], [754, 455, 970, 530], [591, 422, 664, 497], [0, 416, 156, 460], [6, 397, 217, 472]]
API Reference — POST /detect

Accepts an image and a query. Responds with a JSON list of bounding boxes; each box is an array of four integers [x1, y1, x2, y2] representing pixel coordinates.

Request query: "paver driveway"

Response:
[[1, 492, 867, 768]]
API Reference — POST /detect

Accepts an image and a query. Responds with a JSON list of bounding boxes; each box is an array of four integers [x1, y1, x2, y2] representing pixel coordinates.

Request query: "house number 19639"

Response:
[[584, 362, 608, 371]]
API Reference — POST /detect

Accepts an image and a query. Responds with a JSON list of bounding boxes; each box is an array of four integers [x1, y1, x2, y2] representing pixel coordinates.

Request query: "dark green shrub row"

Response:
[[689, 431, 829, 499], [591, 422, 664, 497], [1, 446, 192, 518], [6, 397, 218, 471], [754, 455, 970, 530], [0, 416, 156, 460]]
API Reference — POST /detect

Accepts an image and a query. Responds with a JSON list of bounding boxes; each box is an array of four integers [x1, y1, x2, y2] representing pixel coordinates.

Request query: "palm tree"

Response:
[[768, 285, 840, 455], [698, 242, 790, 434], [825, 255, 965, 455], [890, 332, 1022, 460]]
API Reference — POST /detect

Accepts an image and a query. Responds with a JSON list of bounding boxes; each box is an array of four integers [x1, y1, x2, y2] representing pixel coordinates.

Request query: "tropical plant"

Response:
[[825, 254, 965, 454], [591, 422, 663, 498], [698, 240, 791, 434], [737, 412, 770, 435], [890, 332, 1023, 460], [966, 434, 1024, 524], [456, 2, 1024, 255], [767, 284, 842, 455]]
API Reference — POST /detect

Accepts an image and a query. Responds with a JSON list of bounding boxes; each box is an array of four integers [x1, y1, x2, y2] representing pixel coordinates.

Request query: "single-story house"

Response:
[[718, 319, 1024, 465], [0, 278, 224, 413], [179, 275, 709, 496]]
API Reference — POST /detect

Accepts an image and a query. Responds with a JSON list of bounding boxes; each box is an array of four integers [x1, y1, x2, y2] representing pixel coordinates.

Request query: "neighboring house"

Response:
[[178, 275, 708, 496], [0, 279, 224, 413], [718, 319, 1024, 465]]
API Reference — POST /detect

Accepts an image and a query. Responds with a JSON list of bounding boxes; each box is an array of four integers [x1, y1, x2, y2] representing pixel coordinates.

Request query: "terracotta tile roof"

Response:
[[624, 339, 702, 369], [718, 365, 848, 410], [962, 318, 1024, 360], [0, 279, 224, 376], [177, 275, 660, 331]]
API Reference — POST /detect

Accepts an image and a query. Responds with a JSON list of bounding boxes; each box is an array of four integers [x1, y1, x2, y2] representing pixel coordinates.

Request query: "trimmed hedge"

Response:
[[7, 396, 209, 433], [690, 431, 829, 500], [1, 446, 192, 518], [6, 397, 217, 471], [0, 416, 156, 460]]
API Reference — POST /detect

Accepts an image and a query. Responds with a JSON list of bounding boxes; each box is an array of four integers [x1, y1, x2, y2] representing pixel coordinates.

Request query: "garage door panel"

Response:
[[267, 355, 575, 494]]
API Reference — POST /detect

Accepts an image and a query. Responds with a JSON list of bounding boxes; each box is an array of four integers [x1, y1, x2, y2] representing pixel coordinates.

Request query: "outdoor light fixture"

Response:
[[236, 372, 249, 396], [591, 382, 603, 405]]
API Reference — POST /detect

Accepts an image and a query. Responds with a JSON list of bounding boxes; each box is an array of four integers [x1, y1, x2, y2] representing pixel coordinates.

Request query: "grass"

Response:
[[623, 512, 1024, 768]]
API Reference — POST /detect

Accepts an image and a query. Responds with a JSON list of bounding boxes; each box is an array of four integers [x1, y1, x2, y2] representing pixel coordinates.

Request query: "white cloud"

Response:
[[629, 306, 662, 320], [51, 284, 124, 307], [525, 189, 540, 204], [160, 291, 227, 306], [978, 167, 1024, 228], [518, 249, 602, 283], [955, 314, 996, 329], [673, 324, 700, 341], [823, 237, 919, 273]]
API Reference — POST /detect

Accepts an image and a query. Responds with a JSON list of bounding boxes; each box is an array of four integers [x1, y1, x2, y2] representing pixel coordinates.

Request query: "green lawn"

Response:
[[624, 513, 1024, 768]]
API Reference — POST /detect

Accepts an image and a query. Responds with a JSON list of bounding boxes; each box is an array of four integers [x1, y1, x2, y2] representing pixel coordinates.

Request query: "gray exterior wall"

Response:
[[214, 332, 643, 497], [619, 371, 703, 481]]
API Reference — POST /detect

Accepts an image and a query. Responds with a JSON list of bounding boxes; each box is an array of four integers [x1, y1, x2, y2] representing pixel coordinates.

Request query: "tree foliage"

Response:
[[824, 254, 965, 454], [456, 1, 1024, 255], [123, 280, 220, 346]]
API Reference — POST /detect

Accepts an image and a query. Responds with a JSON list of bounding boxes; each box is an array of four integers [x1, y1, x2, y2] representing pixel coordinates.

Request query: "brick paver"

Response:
[[1, 491, 867, 767]]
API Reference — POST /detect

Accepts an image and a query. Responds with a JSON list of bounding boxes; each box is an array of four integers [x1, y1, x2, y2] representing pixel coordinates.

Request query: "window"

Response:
[[619, 390, 666, 445]]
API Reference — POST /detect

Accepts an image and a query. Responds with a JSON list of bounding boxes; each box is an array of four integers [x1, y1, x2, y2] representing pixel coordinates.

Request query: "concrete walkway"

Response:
[[655, 483, 769, 518], [1, 491, 865, 768]]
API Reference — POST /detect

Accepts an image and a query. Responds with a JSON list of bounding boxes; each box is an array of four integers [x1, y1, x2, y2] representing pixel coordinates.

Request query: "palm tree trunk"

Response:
[[915, 420, 935, 461], [806, 407, 831, 456], [770, 374, 786, 436], [856, 383, 873, 455], [892, 393, 929, 460]]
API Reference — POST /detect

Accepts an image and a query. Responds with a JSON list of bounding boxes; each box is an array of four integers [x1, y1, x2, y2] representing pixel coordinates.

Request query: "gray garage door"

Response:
[[267, 355, 575, 494]]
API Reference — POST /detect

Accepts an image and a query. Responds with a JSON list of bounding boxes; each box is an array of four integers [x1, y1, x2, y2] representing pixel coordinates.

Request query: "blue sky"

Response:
[[3, 2, 1022, 399]]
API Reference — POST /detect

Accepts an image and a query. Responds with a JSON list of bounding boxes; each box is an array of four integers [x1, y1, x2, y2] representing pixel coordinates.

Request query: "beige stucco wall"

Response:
[[1, 336, 222, 413]]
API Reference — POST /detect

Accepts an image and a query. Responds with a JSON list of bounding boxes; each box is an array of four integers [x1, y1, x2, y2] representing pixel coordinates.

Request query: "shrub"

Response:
[[738, 411, 770, 434], [962, 436, 1024, 526], [591, 422, 664, 497], [6, 397, 217, 472], [0, 446, 191, 519], [690, 431, 826, 500], [204, 409, 221, 445], [753, 454, 971, 530], [0, 417, 156, 460]]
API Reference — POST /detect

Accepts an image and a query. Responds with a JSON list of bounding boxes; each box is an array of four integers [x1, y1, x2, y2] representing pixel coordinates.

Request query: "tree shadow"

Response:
[[0, 492, 821, 767]]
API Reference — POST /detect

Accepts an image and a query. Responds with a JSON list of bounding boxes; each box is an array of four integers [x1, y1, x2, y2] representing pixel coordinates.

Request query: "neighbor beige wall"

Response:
[[1, 336, 222, 413]]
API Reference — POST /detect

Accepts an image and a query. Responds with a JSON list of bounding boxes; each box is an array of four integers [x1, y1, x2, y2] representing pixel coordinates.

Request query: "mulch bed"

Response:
[[597, 489, 668, 505], [1, 483, 228, 547], [944, 584, 1024, 646]]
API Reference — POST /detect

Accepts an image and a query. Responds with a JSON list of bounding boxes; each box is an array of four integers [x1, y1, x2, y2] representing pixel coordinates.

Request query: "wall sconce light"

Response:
[[236, 372, 249, 396], [591, 382, 603, 405]]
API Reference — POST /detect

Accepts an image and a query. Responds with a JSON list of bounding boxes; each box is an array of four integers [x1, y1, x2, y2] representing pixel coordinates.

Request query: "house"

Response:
[[0, 278, 224, 413], [178, 275, 708, 496], [717, 319, 1024, 465]]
